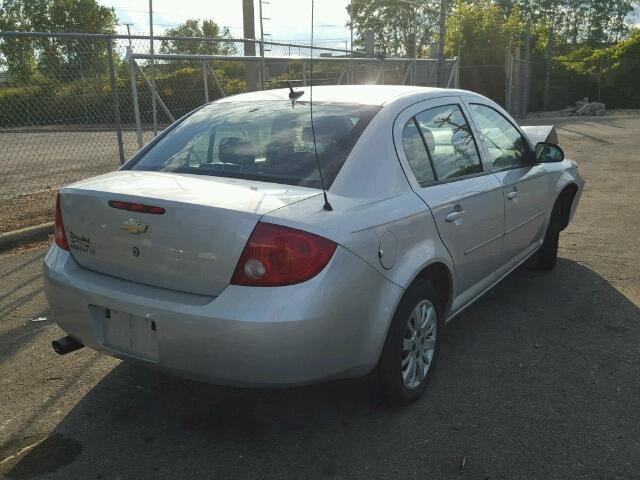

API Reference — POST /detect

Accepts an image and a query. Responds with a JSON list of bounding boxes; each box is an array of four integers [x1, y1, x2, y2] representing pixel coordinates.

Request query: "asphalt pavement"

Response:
[[0, 115, 638, 479]]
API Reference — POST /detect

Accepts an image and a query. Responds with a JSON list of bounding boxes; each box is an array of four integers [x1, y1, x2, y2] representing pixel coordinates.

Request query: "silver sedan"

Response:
[[44, 85, 584, 405]]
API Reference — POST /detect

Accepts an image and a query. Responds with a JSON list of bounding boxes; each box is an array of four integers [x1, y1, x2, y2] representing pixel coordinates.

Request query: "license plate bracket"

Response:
[[100, 308, 158, 362]]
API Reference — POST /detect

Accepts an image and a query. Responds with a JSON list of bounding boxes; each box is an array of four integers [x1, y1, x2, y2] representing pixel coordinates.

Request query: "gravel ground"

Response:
[[0, 130, 155, 233], [0, 191, 57, 234], [0, 130, 139, 200], [0, 116, 638, 479]]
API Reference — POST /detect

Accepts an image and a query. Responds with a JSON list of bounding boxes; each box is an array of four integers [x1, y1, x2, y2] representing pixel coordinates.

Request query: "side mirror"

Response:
[[535, 142, 564, 163]]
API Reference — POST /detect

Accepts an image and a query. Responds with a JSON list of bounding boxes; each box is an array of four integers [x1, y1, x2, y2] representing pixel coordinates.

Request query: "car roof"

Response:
[[215, 85, 483, 107]]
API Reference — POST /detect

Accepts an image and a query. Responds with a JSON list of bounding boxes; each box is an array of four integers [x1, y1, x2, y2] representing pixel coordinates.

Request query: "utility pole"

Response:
[[258, 0, 269, 89], [242, 0, 258, 91], [149, 0, 157, 135], [437, 0, 447, 87]]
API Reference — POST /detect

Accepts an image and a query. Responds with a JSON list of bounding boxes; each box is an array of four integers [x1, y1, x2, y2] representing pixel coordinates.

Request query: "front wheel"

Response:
[[535, 206, 562, 270], [376, 279, 443, 406]]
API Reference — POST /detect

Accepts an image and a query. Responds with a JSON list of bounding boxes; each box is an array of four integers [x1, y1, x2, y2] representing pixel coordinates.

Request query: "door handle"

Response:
[[445, 209, 465, 222], [507, 190, 520, 200]]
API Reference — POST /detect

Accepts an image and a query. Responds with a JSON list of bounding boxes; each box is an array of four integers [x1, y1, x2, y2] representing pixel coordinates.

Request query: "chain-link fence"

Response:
[[457, 56, 640, 118], [0, 31, 458, 232], [541, 58, 640, 111]]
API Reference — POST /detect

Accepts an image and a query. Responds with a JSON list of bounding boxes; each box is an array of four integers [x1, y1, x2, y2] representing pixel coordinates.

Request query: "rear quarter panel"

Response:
[[264, 192, 454, 292]]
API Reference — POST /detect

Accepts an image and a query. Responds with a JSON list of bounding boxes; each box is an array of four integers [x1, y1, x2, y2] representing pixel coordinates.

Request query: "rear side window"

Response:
[[414, 104, 483, 181], [402, 119, 436, 185], [128, 101, 380, 189]]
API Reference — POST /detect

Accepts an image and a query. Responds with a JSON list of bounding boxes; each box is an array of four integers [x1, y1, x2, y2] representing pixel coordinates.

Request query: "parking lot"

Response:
[[0, 115, 638, 479], [0, 129, 153, 200]]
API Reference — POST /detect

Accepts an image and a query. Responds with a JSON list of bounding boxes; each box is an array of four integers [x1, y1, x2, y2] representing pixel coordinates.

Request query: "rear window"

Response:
[[127, 101, 380, 189]]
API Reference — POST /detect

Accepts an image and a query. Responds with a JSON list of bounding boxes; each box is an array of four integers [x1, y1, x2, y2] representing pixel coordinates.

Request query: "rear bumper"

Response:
[[43, 244, 403, 387]]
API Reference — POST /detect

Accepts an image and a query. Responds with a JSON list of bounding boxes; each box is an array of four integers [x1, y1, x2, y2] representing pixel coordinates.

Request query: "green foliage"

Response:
[[0, 15, 246, 127], [160, 19, 236, 56], [0, 0, 117, 81], [347, 0, 440, 57], [550, 29, 640, 108], [443, 0, 527, 101]]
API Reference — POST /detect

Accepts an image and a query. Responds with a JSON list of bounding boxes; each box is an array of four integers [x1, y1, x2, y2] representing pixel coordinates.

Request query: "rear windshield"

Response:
[[127, 100, 380, 189]]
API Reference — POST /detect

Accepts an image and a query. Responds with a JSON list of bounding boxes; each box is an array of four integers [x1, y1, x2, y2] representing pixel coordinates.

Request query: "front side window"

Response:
[[469, 103, 531, 170], [128, 101, 380, 189], [414, 104, 483, 181]]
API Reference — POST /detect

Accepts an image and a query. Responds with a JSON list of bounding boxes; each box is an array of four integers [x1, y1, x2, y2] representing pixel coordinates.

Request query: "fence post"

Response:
[[78, 56, 90, 125], [127, 47, 144, 149], [505, 44, 511, 112], [149, 0, 158, 136], [543, 26, 553, 110], [446, 58, 457, 87], [107, 37, 125, 164], [522, 20, 531, 116], [512, 46, 521, 115], [259, 39, 266, 90], [597, 56, 603, 102], [202, 61, 209, 103]]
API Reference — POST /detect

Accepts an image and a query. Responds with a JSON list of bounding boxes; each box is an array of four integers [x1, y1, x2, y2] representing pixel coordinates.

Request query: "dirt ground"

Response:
[[0, 130, 153, 233], [0, 115, 638, 479], [0, 191, 57, 234]]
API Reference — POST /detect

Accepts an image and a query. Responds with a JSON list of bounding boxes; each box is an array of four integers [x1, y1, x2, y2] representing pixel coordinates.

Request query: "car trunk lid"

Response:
[[59, 171, 320, 296]]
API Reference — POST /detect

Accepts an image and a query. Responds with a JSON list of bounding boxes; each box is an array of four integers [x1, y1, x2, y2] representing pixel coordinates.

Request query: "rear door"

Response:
[[464, 100, 551, 273], [395, 98, 505, 310]]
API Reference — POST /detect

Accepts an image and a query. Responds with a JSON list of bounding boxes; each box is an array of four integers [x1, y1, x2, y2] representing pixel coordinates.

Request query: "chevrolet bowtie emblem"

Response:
[[121, 219, 148, 234]]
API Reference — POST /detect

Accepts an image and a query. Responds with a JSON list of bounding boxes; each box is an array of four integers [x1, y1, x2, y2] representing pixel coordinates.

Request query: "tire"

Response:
[[536, 204, 562, 270], [376, 279, 443, 407]]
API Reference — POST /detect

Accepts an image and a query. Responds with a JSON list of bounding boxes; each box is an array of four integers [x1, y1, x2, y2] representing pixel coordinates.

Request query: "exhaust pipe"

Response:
[[52, 335, 84, 355]]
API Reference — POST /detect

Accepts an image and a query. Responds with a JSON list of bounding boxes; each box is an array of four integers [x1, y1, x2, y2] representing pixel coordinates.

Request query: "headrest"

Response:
[[219, 137, 255, 165], [420, 127, 436, 153], [302, 115, 353, 144], [265, 139, 295, 161]]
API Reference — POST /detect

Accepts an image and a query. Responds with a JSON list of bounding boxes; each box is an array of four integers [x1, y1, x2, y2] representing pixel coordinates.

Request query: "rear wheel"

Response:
[[376, 279, 442, 406]]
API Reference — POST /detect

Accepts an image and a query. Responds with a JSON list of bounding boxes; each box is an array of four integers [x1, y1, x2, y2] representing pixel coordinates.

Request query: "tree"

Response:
[[0, 0, 117, 80], [160, 19, 236, 56], [495, 0, 637, 45], [444, 0, 526, 101], [346, 0, 440, 57]]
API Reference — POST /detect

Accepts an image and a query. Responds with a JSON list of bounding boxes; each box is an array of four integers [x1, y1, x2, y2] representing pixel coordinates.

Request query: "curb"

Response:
[[0, 223, 53, 252]]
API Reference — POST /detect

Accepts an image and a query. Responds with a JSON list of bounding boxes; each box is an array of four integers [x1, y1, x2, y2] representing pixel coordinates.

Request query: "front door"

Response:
[[466, 102, 551, 272], [396, 100, 505, 312]]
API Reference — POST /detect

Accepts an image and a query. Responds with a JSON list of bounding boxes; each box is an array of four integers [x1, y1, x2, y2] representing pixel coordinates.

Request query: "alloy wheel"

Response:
[[401, 299, 437, 390]]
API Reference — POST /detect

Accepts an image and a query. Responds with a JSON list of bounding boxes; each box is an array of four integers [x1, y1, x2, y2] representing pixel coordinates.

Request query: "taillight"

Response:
[[231, 222, 337, 287], [54, 193, 69, 251]]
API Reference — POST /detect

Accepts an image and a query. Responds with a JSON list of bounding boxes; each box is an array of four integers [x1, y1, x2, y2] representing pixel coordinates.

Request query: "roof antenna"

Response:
[[287, 80, 304, 105], [309, 0, 333, 211]]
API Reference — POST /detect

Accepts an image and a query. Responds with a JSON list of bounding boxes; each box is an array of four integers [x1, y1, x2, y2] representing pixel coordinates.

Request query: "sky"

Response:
[[99, 0, 353, 45]]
